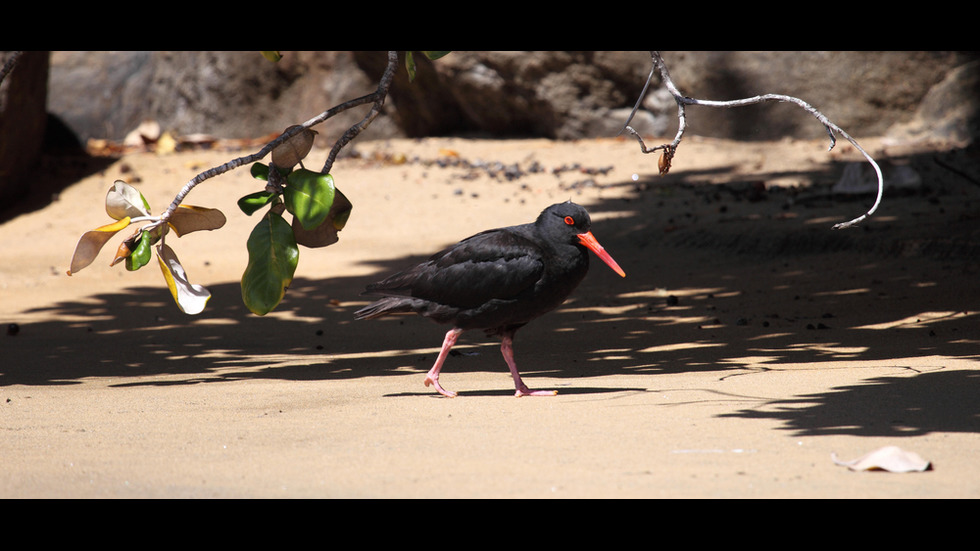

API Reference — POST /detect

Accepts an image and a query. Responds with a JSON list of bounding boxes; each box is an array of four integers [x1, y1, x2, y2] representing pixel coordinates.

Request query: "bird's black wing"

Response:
[[365, 228, 545, 309]]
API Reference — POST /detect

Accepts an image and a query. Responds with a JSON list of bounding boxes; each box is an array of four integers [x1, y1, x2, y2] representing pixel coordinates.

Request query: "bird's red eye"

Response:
[[564, 216, 574, 225]]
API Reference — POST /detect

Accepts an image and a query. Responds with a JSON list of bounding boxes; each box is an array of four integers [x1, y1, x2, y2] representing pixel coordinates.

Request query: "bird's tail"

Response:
[[353, 297, 415, 320]]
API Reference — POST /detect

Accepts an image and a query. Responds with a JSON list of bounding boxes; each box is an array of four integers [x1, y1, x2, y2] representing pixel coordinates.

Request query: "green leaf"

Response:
[[284, 169, 335, 231], [241, 210, 299, 315], [422, 51, 451, 60], [250, 162, 270, 181], [125, 230, 153, 271], [405, 51, 417, 82], [406, 51, 450, 82], [260, 51, 282, 62], [238, 191, 277, 216], [291, 186, 353, 248]]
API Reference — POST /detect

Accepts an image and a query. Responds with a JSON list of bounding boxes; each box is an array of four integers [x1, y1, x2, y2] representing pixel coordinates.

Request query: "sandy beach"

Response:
[[2, 133, 978, 498]]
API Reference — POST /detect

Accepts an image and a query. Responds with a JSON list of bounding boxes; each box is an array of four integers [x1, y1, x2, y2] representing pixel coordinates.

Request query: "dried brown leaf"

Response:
[[67, 217, 132, 275], [271, 126, 317, 168], [832, 446, 932, 472], [658, 145, 675, 175], [109, 228, 141, 267], [291, 187, 352, 248], [167, 205, 227, 237], [105, 180, 150, 220]]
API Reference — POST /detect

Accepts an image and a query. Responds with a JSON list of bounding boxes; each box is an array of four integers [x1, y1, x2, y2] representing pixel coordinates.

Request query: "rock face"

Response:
[[0, 51, 49, 204], [647, 51, 976, 142], [353, 51, 653, 139], [46, 51, 394, 144], [45, 51, 979, 145], [887, 59, 980, 146]]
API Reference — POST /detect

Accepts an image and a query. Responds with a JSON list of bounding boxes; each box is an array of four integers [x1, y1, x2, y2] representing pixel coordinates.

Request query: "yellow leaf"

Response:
[[156, 244, 211, 314], [95, 217, 134, 233], [155, 131, 177, 155], [67, 217, 132, 275]]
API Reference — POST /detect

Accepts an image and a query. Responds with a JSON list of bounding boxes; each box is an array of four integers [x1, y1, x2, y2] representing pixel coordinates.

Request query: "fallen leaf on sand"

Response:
[[832, 446, 932, 473]]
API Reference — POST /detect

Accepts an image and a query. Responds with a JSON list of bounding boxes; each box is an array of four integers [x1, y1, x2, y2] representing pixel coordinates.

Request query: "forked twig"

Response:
[[622, 51, 883, 230], [146, 50, 399, 233]]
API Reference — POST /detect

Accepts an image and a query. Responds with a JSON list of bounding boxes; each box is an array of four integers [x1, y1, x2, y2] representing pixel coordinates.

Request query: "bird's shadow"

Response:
[[385, 386, 645, 398]]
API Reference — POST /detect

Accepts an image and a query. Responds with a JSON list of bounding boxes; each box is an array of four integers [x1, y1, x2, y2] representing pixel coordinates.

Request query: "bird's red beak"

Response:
[[577, 232, 626, 277]]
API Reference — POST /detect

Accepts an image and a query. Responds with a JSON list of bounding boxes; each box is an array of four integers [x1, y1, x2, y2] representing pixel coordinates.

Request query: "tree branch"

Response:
[[321, 50, 398, 175], [622, 51, 883, 230], [0, 51, 23, 84], [148, 50, 400, 234]]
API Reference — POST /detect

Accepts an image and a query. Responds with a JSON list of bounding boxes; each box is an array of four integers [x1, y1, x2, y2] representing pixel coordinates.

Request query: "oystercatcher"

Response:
[[355, 201, 625, 397]]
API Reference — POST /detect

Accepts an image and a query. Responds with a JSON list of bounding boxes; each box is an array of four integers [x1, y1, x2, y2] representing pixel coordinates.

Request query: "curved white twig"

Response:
[[624, 51, 883, 230]]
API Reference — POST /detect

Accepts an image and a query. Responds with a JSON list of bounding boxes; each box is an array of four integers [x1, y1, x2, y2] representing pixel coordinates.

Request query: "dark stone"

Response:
[[42, 50, 980, 146], [0, 51, 49, 204]]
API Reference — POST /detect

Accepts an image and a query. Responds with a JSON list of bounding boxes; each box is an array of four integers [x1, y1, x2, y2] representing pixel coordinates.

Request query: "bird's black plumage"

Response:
[[354, 201, 624, 397]]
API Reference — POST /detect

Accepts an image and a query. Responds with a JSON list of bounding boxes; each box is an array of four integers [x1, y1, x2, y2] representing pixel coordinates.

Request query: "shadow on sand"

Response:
[[5, 144, 980, 438]]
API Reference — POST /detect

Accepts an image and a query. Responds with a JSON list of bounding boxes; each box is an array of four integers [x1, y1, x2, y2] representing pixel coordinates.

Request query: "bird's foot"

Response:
[[424, 375, 458, 398], [515, 386, 558, 398]]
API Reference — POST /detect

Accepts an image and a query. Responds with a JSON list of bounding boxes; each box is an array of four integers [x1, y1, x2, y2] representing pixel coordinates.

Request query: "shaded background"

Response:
[[4, 51, 978, 213]]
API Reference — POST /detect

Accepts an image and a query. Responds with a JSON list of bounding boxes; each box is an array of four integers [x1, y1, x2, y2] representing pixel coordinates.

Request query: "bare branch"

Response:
[[623, 51, 883, 230], [321, 50, 399, 175]]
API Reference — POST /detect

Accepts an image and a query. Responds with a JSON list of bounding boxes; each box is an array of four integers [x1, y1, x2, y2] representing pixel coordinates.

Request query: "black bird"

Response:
[[354, 201, 625, 397]]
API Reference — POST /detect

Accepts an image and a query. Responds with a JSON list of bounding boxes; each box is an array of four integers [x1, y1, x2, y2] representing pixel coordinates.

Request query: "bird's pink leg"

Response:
[[424, 328, 463, 397], [501, 332, 558, 397]]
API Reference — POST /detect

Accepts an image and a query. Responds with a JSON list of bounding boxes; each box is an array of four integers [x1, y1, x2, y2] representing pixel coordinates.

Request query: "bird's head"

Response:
[[539, 202, 625, 278]]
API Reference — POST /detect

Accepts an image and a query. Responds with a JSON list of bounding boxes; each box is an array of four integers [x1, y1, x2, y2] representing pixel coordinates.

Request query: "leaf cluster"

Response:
[[64, 51, 444, 316], [67, 181, 225, 314], [238, 162, 352, 315]]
